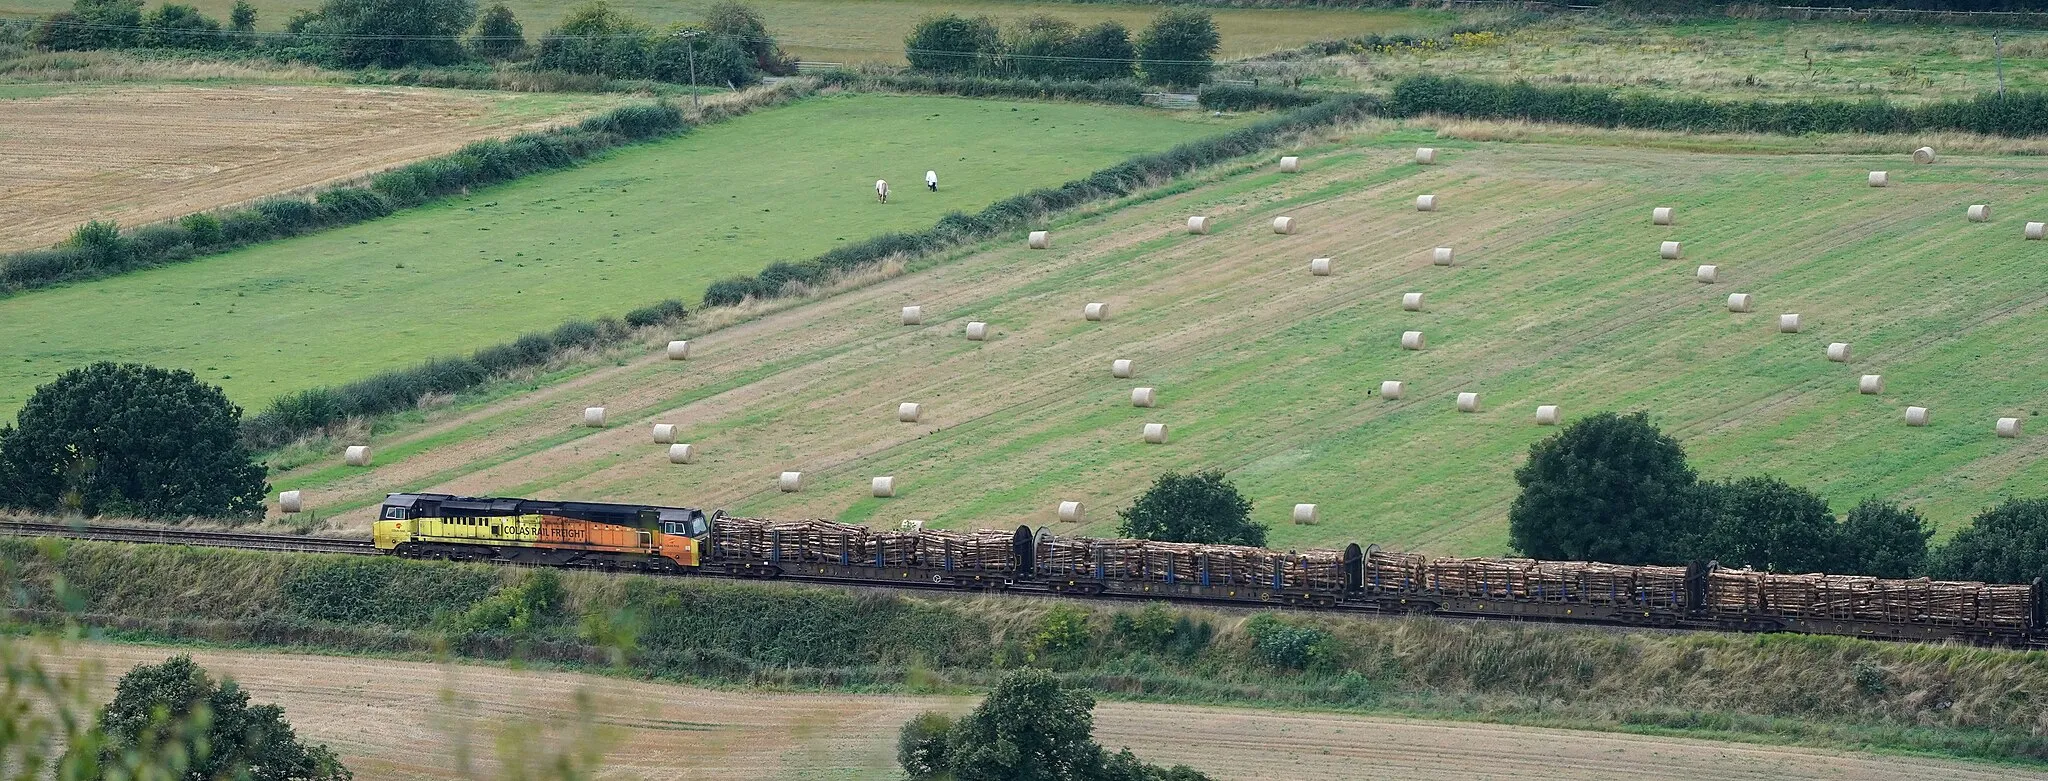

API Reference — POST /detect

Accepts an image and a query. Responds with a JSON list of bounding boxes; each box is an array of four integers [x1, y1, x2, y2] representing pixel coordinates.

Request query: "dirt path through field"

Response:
[[0, 84, 621, 251], [32, 640, 2035, 781]]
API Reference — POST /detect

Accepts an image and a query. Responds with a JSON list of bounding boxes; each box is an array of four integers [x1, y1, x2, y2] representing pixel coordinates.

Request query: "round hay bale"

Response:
[[966, 321, 989, 341], [1131, 387, 1157, 408], [1084, 302, 1110, 321], [1292, 503, 1320, 525], [1433, 247, 1454, 266], [2028, 222, 2045, 240], [1696, 264, 1717, 283], [1416, 195, 1438, 212], [1142, 423, 1169, 444], [901, 306, 924, 325], [1860, 374, 1885, 395], [1401, 331, 1426, 350], [583, 407, 607, 427], [1727, 293, 1754, 313], [668, 444, 697, 464], [1905, 406, 1930, 427], [1402, 292, 1425, 311], [1660, 241, 1682, 260], [778, 471, 804, 492], [1869, 171, 1889, 187], [1112, 359, 1134, 379], [1415, 147, 1437, 165], [1827, 342, 1852, 362], [1968, 204, 1990, 222], [900, 519, 925, 531], [872, 476, 896, 498], [1187, 216, 1210, 234], [1273, 216, 1297, 235], [1457, 392, 1481, 413], [1913, 146, 1936, 164], [1380, 380, 1405, 400], [1535, 405, 1560, 425], [1653, 207, 1674, 226], [652, 423, 678, 444], [1058, 500, 1085, 523], [1310, 258, 1332, 276], [279, 490, 303, 514], [1997, 417, 2022, 438], [1779, 313, 1802, 333], [1028, 231, 1050, 250], [1280, 156, 1301, 173], [666, 340, 691, 360], [344, 445, 372, 467], [898, 402, 923, 423]]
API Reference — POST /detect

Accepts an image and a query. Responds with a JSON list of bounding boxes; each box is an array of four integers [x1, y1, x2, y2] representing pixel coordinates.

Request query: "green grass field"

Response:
[[0, 93, 1245, 413], [273, 128, 2048, 553]]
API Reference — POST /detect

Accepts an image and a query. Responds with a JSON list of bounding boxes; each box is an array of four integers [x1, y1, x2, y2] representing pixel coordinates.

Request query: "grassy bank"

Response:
[[7, 538, 2047, 765]]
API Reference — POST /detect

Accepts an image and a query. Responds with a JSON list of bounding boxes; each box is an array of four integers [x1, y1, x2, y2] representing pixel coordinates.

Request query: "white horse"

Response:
[[875, 179, 889, 203]]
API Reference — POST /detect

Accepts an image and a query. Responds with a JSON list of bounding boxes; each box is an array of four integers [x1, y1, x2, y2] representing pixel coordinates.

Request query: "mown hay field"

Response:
[[276, 128, 2048, 553], [0, 93, 1245, 413]]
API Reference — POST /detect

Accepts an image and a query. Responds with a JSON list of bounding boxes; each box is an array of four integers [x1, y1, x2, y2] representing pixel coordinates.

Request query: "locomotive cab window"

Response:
[[383, 507, 409, 520]]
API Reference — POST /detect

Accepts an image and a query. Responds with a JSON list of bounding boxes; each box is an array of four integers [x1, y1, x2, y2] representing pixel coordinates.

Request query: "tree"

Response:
[[1007, 15, 1077, 80], [466, 2, 524, 61], [897, 711, 954, 780], [905, 13, 999, 75], [230, 0, 257, 33], [1837, 498, 1933, 578], [0, 362, 268, 521], [534, 1, 652, 77], [72, 0, 143, 48], [91, 656, 351, 780], [1069, 21, 1135, 81], [32, 11, 97, 50], [1931, 497, 2048, 585], [1116, 470, 1266, 547], [1508, 411, 1710, 565], [946, 669, 1102, 781], [1135, 9, 1218, 89], [1695, 476, 1842, 573], [292, 0, 476, 68], [139, 4, 224, 49], [653, 24, 758, 88], [702, 1, 789, 75]]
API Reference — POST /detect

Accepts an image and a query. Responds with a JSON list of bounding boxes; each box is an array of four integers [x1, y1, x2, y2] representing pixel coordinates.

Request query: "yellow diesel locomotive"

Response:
[[373, 493, 710, 571]]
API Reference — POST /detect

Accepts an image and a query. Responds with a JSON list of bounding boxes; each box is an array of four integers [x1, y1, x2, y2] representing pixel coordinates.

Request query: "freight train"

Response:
[[372, 492, 2047, 647]]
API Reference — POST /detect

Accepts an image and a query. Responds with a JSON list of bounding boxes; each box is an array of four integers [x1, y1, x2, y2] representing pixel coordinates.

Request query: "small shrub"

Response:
[[624, 299, 688, 328], [1244, 614, 1333, 671], [1033, 604, 1092, 655], [896, 711, 954, 780]]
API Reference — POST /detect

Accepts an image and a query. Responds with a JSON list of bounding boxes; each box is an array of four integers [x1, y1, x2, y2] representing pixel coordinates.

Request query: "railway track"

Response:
[[0, 520, 378, 556]]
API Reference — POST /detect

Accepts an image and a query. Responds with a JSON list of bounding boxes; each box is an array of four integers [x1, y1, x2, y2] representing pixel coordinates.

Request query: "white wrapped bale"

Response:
[[778, 471, 804, 492], [1652, 207, 1674, 226], [1968, 204, 1990, 222], [583, 407, 607, 427], [1727, 293, 1754, 313], [1143, 423, 1169, 444], [279, 490, 303, 513], [1402, 292, 1424, 311], [1457, 392, 1481, 413], [1416, 195, 1438, 212], [1869, 171, 1889, 187], [652, 423, 678, 444], [1535, 405, 1560, 425], [1111, 359, 1134, 379], [1131, 387, 1156, 408], [872, 476, 896, 498], [667, 444, 697, 464], [1187, 216, 1210, 234], [1827, 342, 1852, 362], [1273, 216, 1297, 235], [1860, 375, 1885, 394], [344, 445, 372, 467], [901, 306, 923, 325], [1292, 503, 1320, 525], [1696, 265, 1717, 283], [966, 321, 989, 341], [1058, 500, 1085, 523], [1028, 231, 1050, 249], [1084, 302, 1110, 321], [1997, 417, 2023, 438], [1280, 156, 1301, 173], [1380, 380, 1405, 400], [898, 402, 923, 423], [1415, 147, 1437, 165], [666, 340, 691, 360], [1913, 146, 1936, 164], [899, 519, 925, 531], [1433, 247, 1454, 266], [1905, 406, 1930, 427], [2028, 222, 2045, 240], [1309, 258, 1332, 276], [1779, 313, 1802, 333], [1660, 241, 1682, 260], [1401, 331, 1426, 350]]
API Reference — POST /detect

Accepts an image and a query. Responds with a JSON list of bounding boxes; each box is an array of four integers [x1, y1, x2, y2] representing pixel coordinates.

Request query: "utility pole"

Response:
[[677, 29, 703, 110], [1994, 34, 2006, 98]]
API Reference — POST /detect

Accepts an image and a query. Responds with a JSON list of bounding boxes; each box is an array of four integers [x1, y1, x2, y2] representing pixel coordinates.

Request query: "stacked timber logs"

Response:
[[1707, 567, 2031, 628], [1035, 536, 1347, 591], [1387, 556, 1689, 607], [710, 517, 1016, 571]]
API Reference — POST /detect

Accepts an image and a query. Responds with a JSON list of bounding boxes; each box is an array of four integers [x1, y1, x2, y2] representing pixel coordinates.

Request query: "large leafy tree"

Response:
[[1508, 411, 1709, 565], [1836, 498, 1933, 578], [1135, 9, 1218, 89], [0, 362, 268, 521], [465, 2, 524, 61], [1931, 497, 2048, 585], [534, 1, 653, 77], [1007, 15, 1078, 79], [294, 0, 476, 67], [946, 669, 1101, 781], [904, 13, 999, 75], [1117, 470, 1266, 547], [91, 656, 351, 780], [1068, 21, 1135, 81], [1695, 476, 1843, 573], [702, 1, 788, 74], [139, 4, 224, 49]]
